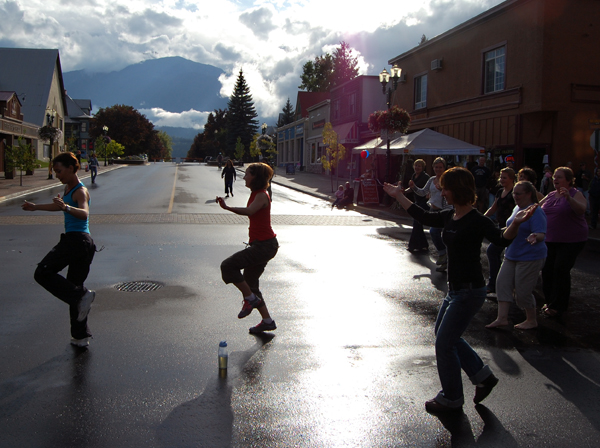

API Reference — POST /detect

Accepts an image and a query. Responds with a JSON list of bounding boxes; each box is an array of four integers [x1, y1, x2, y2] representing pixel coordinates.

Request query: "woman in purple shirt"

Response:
[[539, 167, 588, 317]]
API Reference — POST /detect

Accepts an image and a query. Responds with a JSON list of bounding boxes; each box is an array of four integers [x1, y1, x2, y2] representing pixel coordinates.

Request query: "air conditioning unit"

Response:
[[399, 73, 407, 83], [431, 59, 443, 71]]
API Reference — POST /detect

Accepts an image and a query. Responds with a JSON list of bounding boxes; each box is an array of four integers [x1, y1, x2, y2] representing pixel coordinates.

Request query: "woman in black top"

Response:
[[221, 160, 237, 197], [384, 167, 536, 413], [407, 159, 430, 252], [484, 167, 516, 293]]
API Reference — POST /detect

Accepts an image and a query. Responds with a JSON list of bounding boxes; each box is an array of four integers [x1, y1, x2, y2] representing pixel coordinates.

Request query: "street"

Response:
[[1, 163, 600, 447]]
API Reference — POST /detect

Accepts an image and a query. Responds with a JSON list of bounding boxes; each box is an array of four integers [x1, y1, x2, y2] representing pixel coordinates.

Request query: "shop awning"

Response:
[[353, 129, 485, 156], [333, 122, 356, 143]]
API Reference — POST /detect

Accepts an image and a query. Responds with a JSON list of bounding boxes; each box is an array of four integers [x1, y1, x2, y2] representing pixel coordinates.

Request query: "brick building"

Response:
[[387, 0, 600, 178]]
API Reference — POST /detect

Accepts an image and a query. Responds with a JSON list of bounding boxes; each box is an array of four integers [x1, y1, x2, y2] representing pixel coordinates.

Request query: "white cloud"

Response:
[[139, 107, 209, 129], [2, 0, 505, 124]]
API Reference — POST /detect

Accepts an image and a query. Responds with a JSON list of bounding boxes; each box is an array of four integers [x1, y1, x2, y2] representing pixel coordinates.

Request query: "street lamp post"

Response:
[[379, 64, 402, 185], [102, 126, 109, 166], [46, 108, 56, 180]]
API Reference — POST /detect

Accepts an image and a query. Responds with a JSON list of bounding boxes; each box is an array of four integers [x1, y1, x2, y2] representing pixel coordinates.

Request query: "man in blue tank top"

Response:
[[22, 152, 96, 347]]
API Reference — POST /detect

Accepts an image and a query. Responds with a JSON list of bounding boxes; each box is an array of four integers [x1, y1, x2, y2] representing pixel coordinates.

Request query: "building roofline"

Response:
[[307, 99, 330, 112], [389, 0, 523, 64]]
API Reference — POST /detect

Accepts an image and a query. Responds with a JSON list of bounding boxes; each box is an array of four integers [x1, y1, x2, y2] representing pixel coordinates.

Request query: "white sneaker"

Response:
[[77, 290, 95, 321], [70, 337, 90, 347]]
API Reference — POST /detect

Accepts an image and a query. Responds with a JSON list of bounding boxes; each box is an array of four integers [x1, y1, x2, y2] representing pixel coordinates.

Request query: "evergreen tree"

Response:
[[277, 98, 295, 127], [187, 109, 228, 159], [226, 69, 258, 154], [332, 41, 359, 87]]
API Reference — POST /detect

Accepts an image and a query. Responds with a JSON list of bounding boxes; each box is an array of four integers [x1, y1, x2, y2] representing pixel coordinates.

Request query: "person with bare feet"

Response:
[[486, 181, 546, 330]]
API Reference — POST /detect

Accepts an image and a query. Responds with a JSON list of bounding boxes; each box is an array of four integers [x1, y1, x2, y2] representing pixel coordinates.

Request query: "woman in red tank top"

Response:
[[217, 163, 279, 334]]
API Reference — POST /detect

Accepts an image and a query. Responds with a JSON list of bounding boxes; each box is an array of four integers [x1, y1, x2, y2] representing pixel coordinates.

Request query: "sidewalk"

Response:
[[269, 166, 414, 223], [0, 164, 123, 203], [269, 166, 600, 241]]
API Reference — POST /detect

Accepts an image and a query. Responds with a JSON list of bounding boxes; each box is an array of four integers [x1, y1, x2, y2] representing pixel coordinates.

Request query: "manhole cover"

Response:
[[114, 281, 164, 292]]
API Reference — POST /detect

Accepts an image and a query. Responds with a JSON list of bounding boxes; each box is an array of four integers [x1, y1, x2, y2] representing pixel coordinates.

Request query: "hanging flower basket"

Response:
[[38, 125, 63, 142], [367, 106, 411, 134]]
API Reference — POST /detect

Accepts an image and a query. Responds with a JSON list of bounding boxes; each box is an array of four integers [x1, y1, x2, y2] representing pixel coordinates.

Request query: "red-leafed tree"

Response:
[[90, 105, 165, 159]]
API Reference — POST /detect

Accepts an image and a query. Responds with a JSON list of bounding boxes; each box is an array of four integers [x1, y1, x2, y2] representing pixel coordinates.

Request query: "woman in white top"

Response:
[[410, 157, 451, 270]]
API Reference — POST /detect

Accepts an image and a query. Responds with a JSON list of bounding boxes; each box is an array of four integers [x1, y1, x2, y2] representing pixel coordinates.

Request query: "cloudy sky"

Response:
[[1, 0, 504, 129]]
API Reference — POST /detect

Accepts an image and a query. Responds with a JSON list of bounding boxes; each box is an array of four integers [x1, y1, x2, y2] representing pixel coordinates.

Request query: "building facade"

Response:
[[0, 49, 68, 175], [0, 92, 38, 174], [329, 75, 387, 180], [65, 96, 93, 158], [387, 0, 600, 178], [304, 100, 330, 174]]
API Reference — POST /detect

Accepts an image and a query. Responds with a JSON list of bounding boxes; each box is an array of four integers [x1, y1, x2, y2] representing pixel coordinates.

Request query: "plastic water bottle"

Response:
[[218, 341, 228, 370]]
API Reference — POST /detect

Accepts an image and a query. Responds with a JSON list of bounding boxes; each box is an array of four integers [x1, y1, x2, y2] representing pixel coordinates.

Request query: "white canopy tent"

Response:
[[353, 128, 485, 156]]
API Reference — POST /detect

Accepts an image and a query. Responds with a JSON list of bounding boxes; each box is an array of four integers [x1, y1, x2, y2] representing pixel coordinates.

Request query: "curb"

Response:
[[269, 176, 412, 224], [0, 165, 124, 204]]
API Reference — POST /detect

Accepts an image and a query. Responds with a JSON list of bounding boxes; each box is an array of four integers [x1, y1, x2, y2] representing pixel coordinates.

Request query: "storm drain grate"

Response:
[[114, 281, 164, 292]]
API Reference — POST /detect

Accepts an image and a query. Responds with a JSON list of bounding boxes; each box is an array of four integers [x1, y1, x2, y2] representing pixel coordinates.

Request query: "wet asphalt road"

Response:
[[1, 163, 600, 447]]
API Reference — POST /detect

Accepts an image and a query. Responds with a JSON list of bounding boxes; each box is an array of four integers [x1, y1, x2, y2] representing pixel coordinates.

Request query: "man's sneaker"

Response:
[[70, 337, 90, 347], [238, 298, 264, 319], [474, 373, 499, 403], [436, 253, 447, 265], [425, 398, 462, 414], [77, 290, 95, 321], [249, 320, 277, 334]]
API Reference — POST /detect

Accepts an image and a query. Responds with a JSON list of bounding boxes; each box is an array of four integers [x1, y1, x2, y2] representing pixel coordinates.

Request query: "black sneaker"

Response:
[[249, 320, 277, 334], [238, 298, 265, 319], [474, 374, 499, 403]]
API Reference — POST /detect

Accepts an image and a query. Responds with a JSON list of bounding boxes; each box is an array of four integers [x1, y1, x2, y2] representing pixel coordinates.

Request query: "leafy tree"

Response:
[[106, 140, 125, 159], [90, 105, 165, 159], [226, 69, 258, 153], [94, 136, 109, 162], [66, 136, 78, 154], [6, 137, 36, 185], [299, 42, 359, 91], [249, 133, 276, 161], [332, 41, 359, 87], [320, 122, 346, 192], [277, 98, 295, 127], [299, 54, 333, 92], [234, 137, 245, 161], [157, 130, 173, 159]]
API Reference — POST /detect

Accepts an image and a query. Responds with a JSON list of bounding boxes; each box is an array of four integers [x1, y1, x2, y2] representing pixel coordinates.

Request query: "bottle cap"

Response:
[[219, 341, 227, 347]]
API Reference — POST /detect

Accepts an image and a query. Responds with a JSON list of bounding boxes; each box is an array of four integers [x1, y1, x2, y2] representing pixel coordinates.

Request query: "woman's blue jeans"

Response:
[[429, 227, 446, 255], [433, 285, 492, 408]]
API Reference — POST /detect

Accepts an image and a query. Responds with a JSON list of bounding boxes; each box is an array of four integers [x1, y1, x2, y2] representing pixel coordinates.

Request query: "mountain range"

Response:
[[63, 57, 229, 156]]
